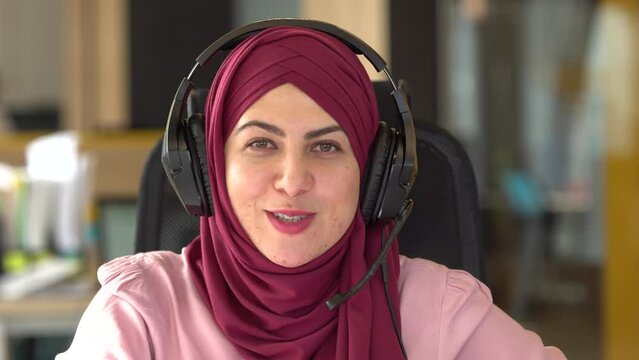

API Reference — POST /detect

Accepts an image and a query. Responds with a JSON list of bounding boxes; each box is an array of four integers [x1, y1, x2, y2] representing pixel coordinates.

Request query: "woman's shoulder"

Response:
[[61, 252, 237, 359], [398, 256, 493, 324], [96, 251, 188, 298], [398, 257, 567, 359], [398, 256, 494, 357], [398, 255, 491, 302], [93, 250, 215, 342]]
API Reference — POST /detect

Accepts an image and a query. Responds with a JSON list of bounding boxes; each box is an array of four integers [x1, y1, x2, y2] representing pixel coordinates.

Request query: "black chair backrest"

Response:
[[135, 81, 484, 281]]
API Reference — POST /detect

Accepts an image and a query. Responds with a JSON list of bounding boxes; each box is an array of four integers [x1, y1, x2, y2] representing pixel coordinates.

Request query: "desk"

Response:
[[0, 281, 94, 360]]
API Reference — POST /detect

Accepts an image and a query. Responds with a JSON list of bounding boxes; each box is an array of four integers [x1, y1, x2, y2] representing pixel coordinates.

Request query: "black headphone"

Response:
[[161, 18, 418, 227]]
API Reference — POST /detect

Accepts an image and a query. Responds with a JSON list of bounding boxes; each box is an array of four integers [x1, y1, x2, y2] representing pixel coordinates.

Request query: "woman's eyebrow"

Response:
[[235, 120, 344, 139], [235, 120, 285, 137], [304, 125, 343, 140]]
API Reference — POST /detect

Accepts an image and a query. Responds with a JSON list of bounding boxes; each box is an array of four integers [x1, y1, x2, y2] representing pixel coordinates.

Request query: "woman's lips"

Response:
[[265, 210, 316, 235]]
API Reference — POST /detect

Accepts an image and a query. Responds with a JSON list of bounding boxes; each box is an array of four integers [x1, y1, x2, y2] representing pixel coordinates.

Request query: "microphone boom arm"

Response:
[[326, 200, 414, 310]]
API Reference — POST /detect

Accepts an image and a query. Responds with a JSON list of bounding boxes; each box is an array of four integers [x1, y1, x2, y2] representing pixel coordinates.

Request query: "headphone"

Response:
[[161, 18, 418, 227]]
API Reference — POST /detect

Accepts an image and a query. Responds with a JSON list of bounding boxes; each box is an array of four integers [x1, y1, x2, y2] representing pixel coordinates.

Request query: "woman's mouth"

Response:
[[266, 210, 316, 235]]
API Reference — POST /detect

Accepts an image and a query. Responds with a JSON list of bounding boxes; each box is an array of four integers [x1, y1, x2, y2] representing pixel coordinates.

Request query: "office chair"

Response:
[[135, 81, 485, 281]]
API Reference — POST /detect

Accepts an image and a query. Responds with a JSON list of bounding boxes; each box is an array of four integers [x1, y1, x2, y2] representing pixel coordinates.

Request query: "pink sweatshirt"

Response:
[[57, 251, 566, 359]]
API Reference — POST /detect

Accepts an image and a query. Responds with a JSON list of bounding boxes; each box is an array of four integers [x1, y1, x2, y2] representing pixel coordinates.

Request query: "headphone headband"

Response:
[[195, 18, 387, 72]]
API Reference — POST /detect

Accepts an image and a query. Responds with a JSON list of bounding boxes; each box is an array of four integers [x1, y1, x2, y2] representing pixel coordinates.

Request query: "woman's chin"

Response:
[[264, 249, 316, 268]]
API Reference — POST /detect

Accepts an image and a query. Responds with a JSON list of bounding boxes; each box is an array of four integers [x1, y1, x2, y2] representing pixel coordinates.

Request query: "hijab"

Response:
[[184, 26, 403, 359]]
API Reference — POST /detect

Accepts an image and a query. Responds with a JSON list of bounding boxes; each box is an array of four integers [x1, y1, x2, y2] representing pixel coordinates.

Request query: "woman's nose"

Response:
[[273, 154, 314, 197]]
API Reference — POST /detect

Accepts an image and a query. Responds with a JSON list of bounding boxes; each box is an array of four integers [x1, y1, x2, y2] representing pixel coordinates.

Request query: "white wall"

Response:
[[232, 0, 299, 27], [0, 0, 62, 109]]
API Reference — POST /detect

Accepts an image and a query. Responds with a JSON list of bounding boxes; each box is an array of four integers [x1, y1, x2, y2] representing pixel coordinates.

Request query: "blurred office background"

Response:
[[0, 0, 638, 359]]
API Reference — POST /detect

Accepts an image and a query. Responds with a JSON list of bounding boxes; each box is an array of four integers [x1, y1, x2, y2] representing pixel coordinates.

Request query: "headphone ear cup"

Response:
[[360, 122, 395, 226], [186, 115, 213, 216]]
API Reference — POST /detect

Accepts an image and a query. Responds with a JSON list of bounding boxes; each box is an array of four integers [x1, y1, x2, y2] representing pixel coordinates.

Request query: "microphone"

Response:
[[325, 200, 414, 310]]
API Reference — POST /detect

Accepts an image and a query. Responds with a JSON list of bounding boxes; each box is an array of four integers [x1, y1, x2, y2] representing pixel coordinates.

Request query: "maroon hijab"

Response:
[[185, 26, 403, 359]]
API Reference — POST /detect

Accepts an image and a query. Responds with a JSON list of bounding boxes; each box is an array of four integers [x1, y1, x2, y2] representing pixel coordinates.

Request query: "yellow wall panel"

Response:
[[601, 1, 639, 359]]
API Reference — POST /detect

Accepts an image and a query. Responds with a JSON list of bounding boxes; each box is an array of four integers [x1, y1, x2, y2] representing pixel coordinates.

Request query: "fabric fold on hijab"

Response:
[[184, 26, 403, 359]]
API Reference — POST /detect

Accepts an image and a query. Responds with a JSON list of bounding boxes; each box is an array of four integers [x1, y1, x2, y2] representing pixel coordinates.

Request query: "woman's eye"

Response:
[[247, 139, 275, 150], [313, 142, 340, 153]]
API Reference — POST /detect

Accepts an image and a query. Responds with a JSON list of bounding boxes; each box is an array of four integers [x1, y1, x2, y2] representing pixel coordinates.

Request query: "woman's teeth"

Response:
[[273, 213, 307, 223]]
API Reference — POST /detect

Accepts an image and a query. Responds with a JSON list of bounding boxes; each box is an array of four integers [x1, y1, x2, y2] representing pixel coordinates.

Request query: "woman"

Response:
[[58, 25, 566, 359]]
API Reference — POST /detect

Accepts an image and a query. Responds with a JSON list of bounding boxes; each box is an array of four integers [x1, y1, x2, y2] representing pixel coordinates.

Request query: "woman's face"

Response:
[[225, 83, 360, 268]]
